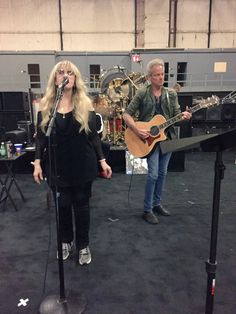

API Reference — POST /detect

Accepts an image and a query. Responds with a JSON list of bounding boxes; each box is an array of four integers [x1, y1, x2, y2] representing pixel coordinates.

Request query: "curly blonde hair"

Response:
[[39, 60, 93, 133]]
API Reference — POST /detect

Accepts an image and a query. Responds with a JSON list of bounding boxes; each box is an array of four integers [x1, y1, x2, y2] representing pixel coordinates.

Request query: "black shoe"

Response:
[[142, 212, 159, 224], [153, 205, 171, 216]]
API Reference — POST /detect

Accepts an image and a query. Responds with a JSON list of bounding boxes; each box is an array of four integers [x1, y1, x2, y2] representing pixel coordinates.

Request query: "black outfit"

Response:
[[35, 110, 104, 250]]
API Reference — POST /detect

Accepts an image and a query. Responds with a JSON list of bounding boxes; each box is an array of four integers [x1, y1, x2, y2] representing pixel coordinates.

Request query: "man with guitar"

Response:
[[123, 58, 192, 224]]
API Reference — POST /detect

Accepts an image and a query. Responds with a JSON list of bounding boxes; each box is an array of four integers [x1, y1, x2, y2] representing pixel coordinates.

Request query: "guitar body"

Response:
[[125, 115, 167, 158]]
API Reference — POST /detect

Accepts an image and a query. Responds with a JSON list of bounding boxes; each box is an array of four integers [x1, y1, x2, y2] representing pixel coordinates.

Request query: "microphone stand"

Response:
[[39, 87, 87, 314]]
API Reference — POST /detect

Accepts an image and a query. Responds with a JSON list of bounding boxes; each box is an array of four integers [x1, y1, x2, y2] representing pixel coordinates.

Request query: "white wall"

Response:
[[176, 0, 210, 48], [0, 0, 236, 51], [144, 1, 170, 48], [211, 0, 236, 48]]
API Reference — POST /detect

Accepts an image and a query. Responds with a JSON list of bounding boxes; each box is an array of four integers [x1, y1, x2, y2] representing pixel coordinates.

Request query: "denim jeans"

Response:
[[144, 145, 172, 212]]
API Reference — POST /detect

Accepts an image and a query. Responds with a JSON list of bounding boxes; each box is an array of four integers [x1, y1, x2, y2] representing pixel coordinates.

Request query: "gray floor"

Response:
[[0, 150, 236, 314]]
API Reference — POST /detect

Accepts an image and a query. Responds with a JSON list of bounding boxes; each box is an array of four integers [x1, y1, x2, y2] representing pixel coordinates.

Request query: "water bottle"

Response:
[[6, 141, 13, 158], [0, 142, 6, 157]]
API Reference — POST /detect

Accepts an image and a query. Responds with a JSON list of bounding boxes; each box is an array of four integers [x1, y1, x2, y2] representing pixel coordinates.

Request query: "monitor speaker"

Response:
[[178, 95, 193, 111], [221, 102, 236, 122], [192, 108, 206, 121], [0, 111, 31, 131], [179, 94, 206, 121], [1, 92, 29, 111], [17, 120, 34, 144], [5, 129, 28, 145], [206, 105, 222, 121]]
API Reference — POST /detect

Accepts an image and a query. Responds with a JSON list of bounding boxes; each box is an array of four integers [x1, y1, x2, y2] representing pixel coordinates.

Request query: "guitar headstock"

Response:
[[199, 95, 220, 109]]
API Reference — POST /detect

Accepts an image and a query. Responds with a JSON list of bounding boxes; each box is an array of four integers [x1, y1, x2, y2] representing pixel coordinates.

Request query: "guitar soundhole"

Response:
[[150, 126, 160, 136]]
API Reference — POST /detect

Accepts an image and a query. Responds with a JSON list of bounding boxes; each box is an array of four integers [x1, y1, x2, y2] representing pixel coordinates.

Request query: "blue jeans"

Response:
[[144, 145, 172, 212]]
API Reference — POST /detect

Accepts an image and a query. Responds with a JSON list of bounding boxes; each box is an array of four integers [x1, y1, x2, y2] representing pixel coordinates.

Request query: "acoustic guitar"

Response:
[[125, 95, 220, 158]]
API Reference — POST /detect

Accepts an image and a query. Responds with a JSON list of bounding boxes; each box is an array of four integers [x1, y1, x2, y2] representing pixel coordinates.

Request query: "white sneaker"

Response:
[[57, 242, 73, 260], [78, 247, 91, 265]]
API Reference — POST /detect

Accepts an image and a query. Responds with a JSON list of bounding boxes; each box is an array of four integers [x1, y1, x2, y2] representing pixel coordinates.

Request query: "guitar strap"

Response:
[[165, 88, 170, 106], [164, 89, 173, 140]]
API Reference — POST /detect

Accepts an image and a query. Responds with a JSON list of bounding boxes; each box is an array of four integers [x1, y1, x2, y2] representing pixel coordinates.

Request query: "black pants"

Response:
[[55, 184, 91, 251]]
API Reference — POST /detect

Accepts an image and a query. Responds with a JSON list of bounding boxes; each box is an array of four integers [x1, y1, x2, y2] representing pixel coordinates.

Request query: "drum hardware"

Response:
[[120, 71, 148, 100], [134, 75, 147, 85], [121, 72, 140, 90], [102, 103, 125, 146]]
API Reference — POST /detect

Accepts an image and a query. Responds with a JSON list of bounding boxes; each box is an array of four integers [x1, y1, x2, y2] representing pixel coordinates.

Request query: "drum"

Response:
[[122, 72, 142, 85], [109, 118, 123, 133], [100, 70, 127, 94]]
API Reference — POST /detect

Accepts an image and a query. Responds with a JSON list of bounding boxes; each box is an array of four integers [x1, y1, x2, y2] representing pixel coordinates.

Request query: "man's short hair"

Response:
[[146, 58, 164, 76]]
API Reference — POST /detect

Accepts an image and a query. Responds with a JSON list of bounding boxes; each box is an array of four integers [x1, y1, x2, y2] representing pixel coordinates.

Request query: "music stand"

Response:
[[160, 128, 236, 314]]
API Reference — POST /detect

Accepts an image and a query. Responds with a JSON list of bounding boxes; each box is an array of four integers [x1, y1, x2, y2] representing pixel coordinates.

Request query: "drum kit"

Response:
[[96, 68, 148, 146]]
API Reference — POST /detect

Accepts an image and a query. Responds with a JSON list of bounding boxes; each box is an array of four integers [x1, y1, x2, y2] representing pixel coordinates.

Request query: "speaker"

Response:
[[192, 108, 206, 121], [108, 148, 126, 172], [1, 92, 29, 111], [221, 102, 236, 122], [178, 95, 193, 111], [0, 126, 5, 141], [191, 126, 230, 137], [5, 129, 27, 145], [206, 105, 222, 121], [0, 111, 31, 131], [17, 120, 34, 144]]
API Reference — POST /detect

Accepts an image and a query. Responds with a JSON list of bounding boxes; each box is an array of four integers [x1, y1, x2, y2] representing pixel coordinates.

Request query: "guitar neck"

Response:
[[159, 103, 203, 130]]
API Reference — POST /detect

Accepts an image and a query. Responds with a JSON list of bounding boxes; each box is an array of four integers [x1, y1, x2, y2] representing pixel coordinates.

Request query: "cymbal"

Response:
[[122, 72, 142, 84], [106, 84, 129, 102]]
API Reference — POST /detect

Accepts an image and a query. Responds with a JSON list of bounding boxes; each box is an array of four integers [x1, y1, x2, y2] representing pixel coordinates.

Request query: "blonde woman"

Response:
[[33, 60, 112, 265]]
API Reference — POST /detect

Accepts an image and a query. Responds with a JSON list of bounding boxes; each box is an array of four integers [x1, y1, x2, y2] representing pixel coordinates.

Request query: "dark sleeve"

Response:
[[34, 111, 47, 160], [88, 111, 105, 160], [124, 88, 144, 116]]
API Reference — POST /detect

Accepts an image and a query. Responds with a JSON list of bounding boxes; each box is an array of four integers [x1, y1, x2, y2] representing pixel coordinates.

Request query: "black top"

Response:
[[35, 110, 104, 187]]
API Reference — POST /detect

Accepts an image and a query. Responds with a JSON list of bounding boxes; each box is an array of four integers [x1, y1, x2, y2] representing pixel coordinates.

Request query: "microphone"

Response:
[[58, 76, 69, 89]]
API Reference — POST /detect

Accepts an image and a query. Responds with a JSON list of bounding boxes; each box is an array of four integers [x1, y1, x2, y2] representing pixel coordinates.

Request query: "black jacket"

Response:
[[35, 110, 104, 187]]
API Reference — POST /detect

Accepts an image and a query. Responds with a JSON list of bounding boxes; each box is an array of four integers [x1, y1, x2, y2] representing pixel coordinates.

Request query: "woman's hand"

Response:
[[99, 159, 112, 179], [32, 160, 44, 184]]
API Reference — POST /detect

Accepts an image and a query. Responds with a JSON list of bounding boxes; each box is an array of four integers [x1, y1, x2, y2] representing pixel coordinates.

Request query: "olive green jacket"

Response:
[[124, 84, 181, 139]]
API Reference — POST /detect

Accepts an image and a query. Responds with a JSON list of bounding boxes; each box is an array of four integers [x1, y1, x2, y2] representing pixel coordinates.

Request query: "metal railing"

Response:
[[88, 72, 236, 94]]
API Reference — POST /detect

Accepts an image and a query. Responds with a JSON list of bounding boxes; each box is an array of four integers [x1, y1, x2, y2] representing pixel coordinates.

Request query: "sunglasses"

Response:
[[57, 69, 75, 76]]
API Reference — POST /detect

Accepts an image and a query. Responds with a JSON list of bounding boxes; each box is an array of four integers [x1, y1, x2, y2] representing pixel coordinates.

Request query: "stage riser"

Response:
[[0, 148, 185, 174], [108, 148, 185, 173]]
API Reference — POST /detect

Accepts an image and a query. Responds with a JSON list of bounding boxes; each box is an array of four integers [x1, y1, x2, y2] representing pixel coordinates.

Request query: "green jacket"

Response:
[[124, 84, 181, 139]]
